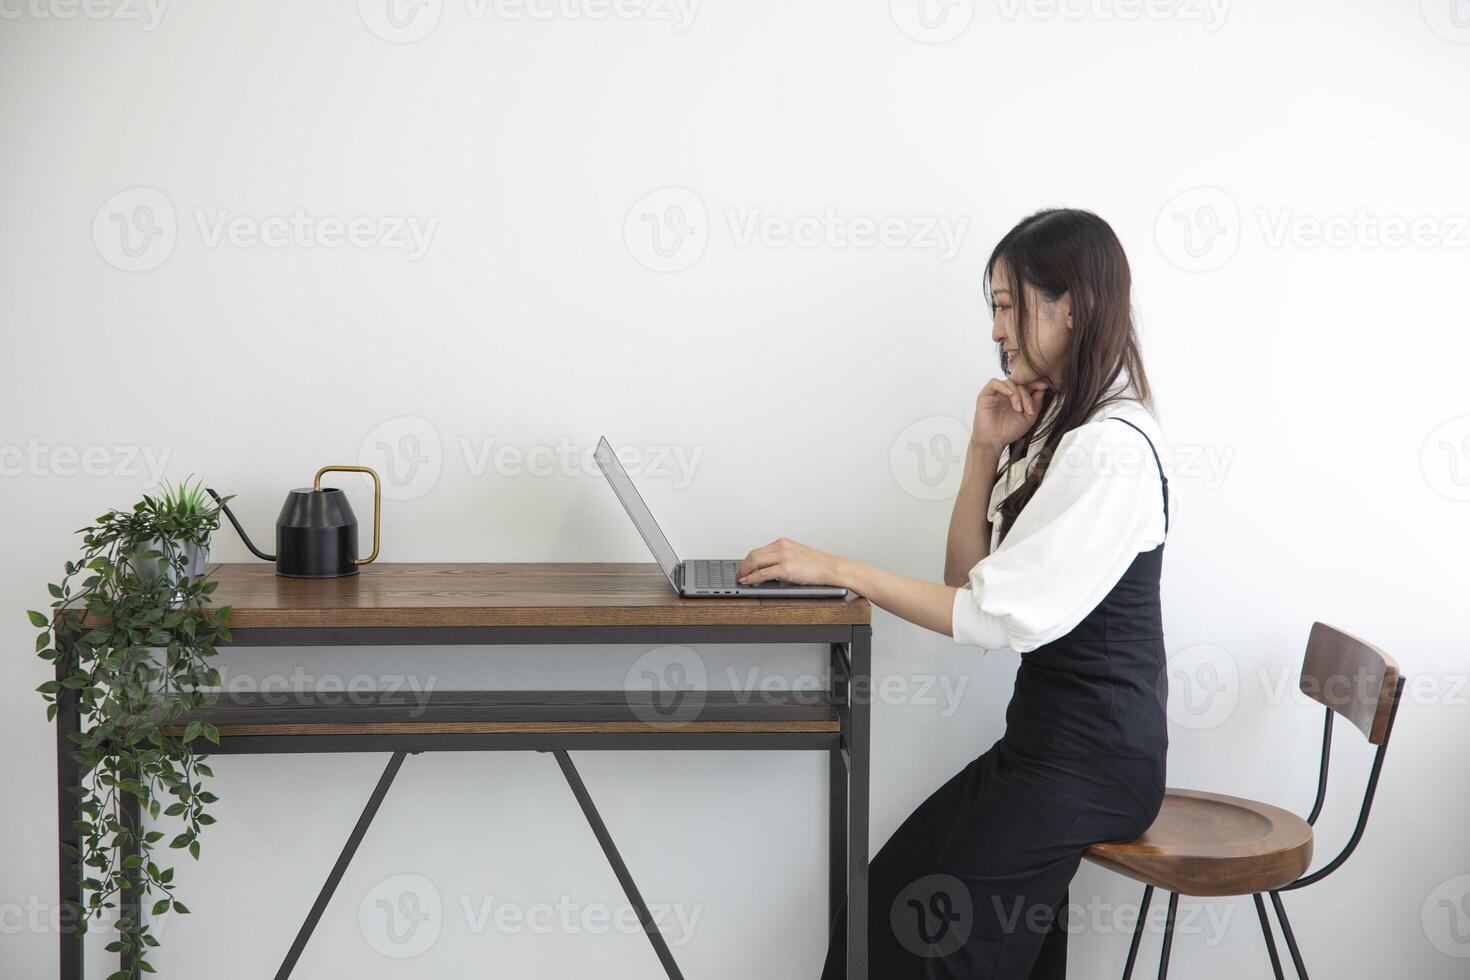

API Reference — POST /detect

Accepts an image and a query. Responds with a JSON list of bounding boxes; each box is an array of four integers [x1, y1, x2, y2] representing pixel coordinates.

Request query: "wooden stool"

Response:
[[1084, 622, 1404, 979]]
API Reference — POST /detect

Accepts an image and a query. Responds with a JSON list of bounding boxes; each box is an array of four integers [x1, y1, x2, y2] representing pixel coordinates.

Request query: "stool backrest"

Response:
[[1283, 621, 1404, 890], [1298, 622, 1400, 745]]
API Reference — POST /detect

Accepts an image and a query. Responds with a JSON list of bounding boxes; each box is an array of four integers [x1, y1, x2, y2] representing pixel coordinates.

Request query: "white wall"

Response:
[[3, 1, 1468, 976]]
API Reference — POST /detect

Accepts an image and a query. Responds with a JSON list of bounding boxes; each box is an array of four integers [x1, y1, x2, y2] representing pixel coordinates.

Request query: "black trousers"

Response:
[[820, 743, 1159, 979]]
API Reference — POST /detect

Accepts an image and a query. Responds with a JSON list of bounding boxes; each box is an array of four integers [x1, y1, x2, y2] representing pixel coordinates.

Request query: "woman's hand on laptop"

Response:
[[739, 539, 958, 635], [737, 538, 847, 587]]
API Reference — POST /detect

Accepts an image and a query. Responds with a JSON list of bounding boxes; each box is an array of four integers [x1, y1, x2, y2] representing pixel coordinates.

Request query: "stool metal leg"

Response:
[[1121, 884, 1153, 980], [1253, 893, 1285, 980], [1156, 892, 1178, 980], [1269, 891, 1309, 980]]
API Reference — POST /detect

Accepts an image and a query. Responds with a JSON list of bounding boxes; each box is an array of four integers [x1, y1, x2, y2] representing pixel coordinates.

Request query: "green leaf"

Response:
[[28, 610, 48, 627]]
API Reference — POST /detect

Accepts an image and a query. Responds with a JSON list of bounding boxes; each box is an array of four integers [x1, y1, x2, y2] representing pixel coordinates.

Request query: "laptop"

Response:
[[594, 436, 848, 598]]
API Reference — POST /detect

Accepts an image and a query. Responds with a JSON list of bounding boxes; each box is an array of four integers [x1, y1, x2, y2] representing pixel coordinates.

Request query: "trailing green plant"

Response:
[[32, 482, 233, 979]]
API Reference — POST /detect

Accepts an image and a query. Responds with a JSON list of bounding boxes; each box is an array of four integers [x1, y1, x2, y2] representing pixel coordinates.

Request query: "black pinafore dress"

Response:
[[821, 418, 1170, 980]]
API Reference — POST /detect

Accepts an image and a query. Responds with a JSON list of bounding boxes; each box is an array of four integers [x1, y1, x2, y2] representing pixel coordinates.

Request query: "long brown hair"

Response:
[[985, 209, 1152, 543]]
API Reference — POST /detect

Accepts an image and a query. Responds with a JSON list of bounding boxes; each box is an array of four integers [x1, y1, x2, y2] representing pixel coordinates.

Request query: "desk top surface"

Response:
[[198, 562, 871, 629]]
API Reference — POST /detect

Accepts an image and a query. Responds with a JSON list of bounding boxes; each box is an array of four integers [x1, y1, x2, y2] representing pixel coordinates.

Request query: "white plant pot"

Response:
[[130, 539, 210, 589]]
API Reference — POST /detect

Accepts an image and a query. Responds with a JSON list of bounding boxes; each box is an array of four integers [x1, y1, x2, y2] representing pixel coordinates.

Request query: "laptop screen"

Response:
[[594, 437, 681, 587]]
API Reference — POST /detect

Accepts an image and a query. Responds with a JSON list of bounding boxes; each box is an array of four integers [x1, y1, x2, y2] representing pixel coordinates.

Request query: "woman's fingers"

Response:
[[739, 562, 784, 585], [737, 540, 783, 578], [1026, 380, 1049, 412], [1005, 381, 1025, 414], [737, 537, 839, 587], [1019, 379, 1051, 414], [982, 378, 1024, 415], [1004, 379, 1034, 416]]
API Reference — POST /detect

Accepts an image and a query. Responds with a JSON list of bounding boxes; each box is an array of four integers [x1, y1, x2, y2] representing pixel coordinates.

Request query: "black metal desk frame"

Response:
[[55, 621, 872, 980]]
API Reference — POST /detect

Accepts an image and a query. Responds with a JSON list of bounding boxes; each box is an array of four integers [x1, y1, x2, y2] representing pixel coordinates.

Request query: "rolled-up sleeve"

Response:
[[951, 417, 1167, 653], [951, 585, 1010, 649]]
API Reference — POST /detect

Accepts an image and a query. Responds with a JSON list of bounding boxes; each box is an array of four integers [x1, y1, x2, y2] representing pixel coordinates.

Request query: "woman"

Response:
[[738, 208, 1169, 979]]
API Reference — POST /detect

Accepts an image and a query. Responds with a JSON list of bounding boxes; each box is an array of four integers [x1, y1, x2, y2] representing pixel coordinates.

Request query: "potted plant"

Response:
[[32, 479, 233, 977], [129, 478, 214, 589]]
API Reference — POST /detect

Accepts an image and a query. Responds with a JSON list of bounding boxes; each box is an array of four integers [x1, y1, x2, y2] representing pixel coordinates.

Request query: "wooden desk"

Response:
[[54, 563, 873, 980]]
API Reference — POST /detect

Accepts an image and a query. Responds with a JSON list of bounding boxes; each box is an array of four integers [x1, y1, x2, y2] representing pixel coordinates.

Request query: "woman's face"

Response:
[[989, 264, 1072, 386]]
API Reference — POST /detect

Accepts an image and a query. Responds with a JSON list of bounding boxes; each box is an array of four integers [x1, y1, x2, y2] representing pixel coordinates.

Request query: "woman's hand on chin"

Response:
[[737, 538, 850, 587], [973, 377, 1050, 452]]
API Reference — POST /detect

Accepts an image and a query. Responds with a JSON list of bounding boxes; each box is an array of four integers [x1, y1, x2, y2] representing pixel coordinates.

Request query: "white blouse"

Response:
[[950, 396, 1169, 653]]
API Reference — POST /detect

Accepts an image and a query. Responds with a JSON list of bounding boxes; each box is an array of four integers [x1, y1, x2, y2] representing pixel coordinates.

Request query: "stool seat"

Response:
[[1084, 788, 1314, 897]]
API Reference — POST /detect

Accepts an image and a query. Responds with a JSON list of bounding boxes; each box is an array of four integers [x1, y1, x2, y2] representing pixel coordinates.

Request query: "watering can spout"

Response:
[[206, 488, 277, 562]]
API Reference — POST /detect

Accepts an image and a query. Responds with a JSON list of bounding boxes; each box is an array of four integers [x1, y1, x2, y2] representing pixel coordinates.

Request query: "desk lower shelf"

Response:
[[160, 689, 843, 752]]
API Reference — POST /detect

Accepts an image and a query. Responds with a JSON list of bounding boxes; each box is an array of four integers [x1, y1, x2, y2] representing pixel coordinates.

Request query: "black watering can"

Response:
[[207, 465, 382, 578]]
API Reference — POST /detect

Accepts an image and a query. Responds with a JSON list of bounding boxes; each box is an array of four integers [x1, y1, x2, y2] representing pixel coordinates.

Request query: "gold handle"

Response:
[[313, 465, 382, 565]]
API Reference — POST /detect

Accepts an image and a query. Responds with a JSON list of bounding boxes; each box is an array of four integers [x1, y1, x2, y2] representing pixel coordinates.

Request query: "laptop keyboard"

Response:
[[692, 560, 777, 589]]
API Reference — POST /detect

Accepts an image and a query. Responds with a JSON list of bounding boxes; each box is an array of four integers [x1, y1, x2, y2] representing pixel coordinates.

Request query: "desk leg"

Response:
[[56, 647, 83, 980], [275, 751, 407, 980], [553, 751, 686, 980], [846, 627, 871, 980], [828, 644, 848, 930], [121, 764, 142, 979]]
